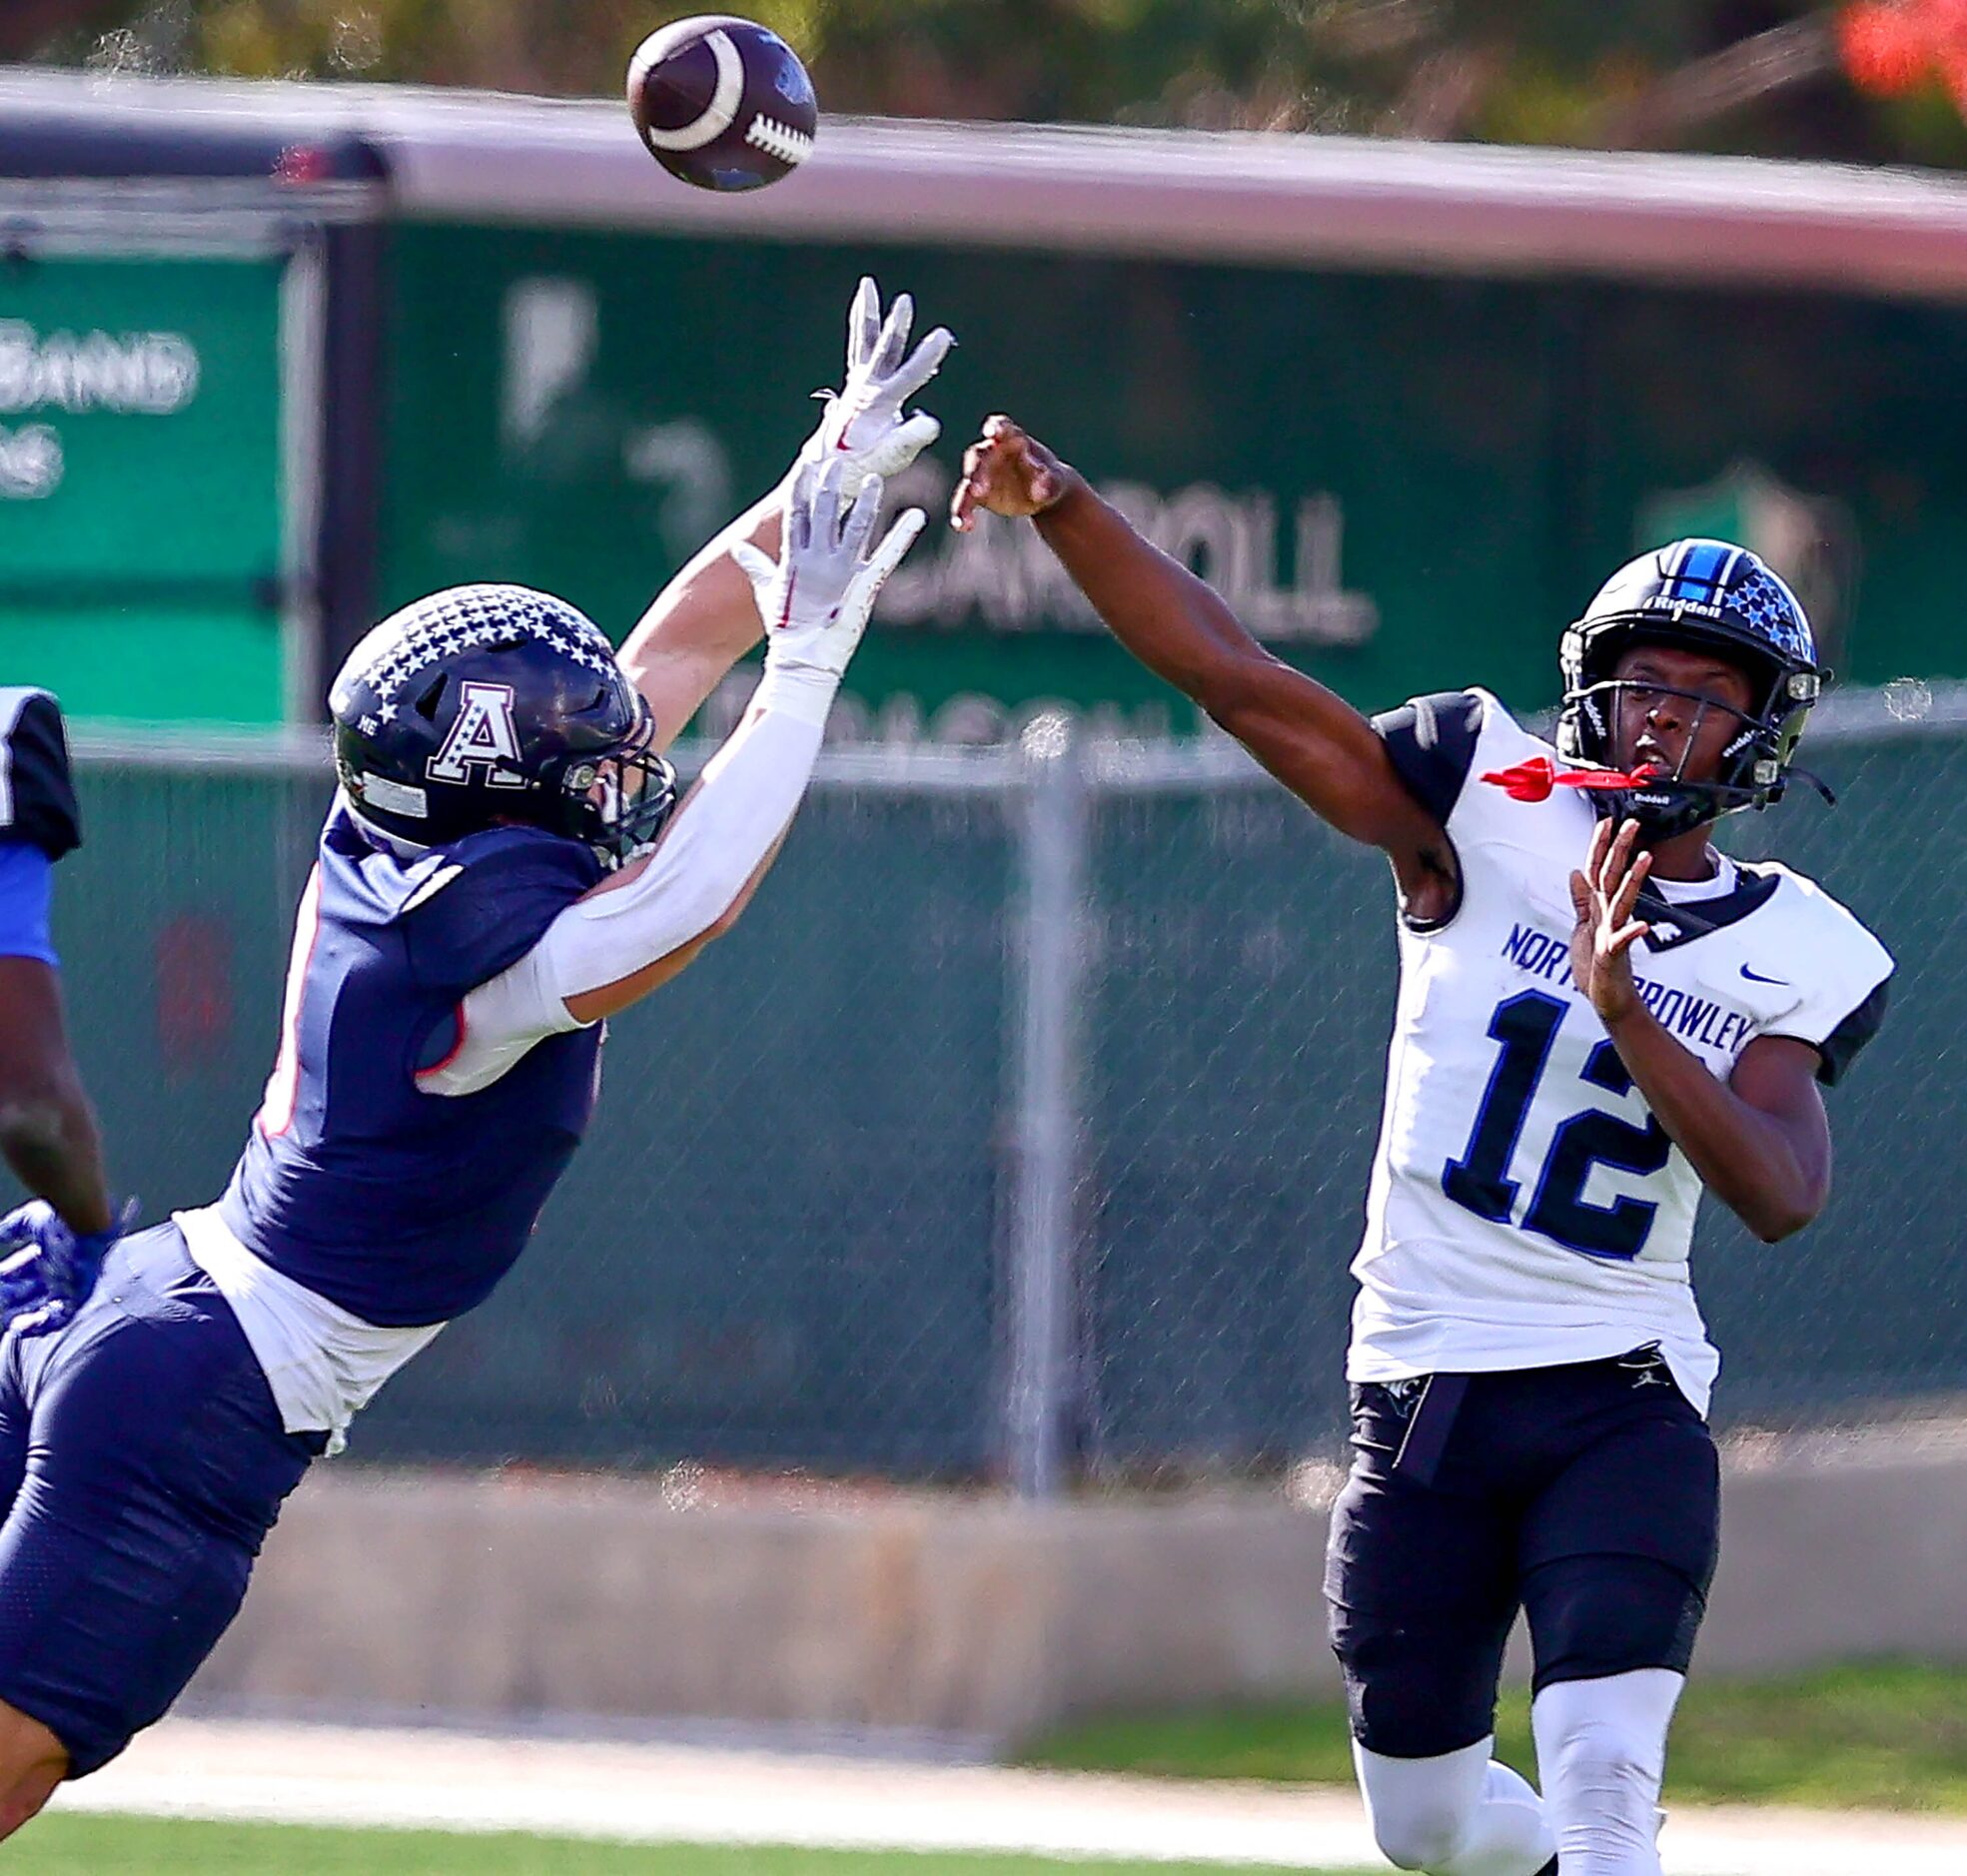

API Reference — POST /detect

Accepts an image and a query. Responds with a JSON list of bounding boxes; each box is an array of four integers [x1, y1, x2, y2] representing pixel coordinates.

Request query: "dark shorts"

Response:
[[0, 1223, 324, 1776], [1325, 1348, 1719, 1760]]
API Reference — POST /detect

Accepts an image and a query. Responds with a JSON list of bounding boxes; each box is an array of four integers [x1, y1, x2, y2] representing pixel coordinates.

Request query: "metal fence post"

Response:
[[1005, 713, 1091, 1499]]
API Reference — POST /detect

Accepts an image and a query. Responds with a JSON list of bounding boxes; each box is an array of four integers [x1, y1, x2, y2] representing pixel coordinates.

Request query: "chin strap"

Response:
[[1479, 756, 1665, 802], [1786, 763, 1838, 808]]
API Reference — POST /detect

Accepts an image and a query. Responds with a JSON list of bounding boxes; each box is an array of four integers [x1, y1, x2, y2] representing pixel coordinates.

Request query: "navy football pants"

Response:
[[1326, 1349, 1720, 1760], [0, 1224, 322, 1776]]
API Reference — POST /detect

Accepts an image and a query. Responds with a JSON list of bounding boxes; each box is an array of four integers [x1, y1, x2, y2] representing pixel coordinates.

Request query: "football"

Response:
[[626, 15, 817, 193]]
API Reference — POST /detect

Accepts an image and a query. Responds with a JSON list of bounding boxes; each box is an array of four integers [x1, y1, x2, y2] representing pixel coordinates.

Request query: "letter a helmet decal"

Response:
[[427, 680, 526, 788]]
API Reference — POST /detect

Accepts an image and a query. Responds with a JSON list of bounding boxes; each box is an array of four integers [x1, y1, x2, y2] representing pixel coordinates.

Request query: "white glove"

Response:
[[732, 461, 926, 715], [798, 277, 955, 497]]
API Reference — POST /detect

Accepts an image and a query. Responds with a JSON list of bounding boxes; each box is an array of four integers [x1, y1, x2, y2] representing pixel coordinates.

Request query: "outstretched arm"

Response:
[[563, 466, 926, 1023], [417, 466, 928, 1096], [619, 279, 954, 750], [617, 487, 783, 752], [952, 418, 1458, 918]]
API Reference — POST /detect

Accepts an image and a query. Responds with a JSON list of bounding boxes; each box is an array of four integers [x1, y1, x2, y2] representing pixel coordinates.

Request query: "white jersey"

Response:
[[1348, 688, 1894, 1415]]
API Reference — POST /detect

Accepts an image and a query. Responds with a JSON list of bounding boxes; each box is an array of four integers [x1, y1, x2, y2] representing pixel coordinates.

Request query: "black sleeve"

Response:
[[0, 691, 81, 861], [1369, 689, 1486, 827], [1812, 977, 1890, 1088]]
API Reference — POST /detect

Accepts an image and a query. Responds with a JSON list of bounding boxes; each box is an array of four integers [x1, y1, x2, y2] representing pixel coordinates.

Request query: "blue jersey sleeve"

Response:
[[398, 826, 604, 995], [0, 842, 57, 965]]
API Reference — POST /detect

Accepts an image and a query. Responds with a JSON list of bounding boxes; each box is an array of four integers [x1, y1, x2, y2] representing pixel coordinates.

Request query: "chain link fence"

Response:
[[39, 693, 1964, 1486]]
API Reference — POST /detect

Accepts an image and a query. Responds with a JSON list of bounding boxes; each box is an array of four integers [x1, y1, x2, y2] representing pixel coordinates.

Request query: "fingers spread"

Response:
[[867, 506, 928, 584], [786, 464, 816, 555], [842, 475, 884, 559], [1606, 919, 1651, 958], [889, 326, 955, 402], [848, 277, 880, 372], [951, 445, 993, 530], [810, 457, 846, 544], [1609, 847, 1652, 926], [1585, 813, 1611, 886], [873, 294, 914, 377]]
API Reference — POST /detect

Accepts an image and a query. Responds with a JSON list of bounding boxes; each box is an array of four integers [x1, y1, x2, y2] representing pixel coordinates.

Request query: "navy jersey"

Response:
[[219, 797, 605, 1327]]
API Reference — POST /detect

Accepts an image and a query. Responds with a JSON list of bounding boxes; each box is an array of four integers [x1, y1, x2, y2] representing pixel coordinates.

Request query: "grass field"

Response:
[[16, 1816, 1377, 1875], [1025, 1659, 1967, 1813]]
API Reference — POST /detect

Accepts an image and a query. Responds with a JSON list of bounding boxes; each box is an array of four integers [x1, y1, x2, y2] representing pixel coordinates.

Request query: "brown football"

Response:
[[627, 15, 817, 192]]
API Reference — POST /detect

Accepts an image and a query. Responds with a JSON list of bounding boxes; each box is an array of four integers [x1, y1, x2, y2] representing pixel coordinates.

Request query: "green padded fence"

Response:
[[22, 703, 1959, 1479]]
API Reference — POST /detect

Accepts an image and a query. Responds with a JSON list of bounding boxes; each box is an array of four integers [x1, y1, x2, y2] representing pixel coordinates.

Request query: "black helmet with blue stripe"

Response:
[[1557, 538, 1825, 840]]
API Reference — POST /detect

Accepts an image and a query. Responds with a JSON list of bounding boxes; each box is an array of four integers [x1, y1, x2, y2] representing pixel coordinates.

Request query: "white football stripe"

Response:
[[637, 29, 745, 153]]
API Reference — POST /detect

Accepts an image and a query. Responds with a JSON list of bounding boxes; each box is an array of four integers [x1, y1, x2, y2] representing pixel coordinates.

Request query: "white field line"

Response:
[[44, 1716, 1967, 1876]]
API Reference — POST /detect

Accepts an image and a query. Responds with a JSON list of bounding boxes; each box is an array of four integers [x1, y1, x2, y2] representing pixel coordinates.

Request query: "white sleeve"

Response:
[[418, 663, 830, 1098]]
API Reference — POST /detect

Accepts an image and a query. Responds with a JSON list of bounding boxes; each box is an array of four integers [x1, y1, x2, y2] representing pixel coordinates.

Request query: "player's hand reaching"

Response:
[[799, 277, 955, 498], [950, 416, 1078, 531], [0, 1196, 138, 1338], [734, 460, 926, 684], [1569, 816, 1653, 1027]]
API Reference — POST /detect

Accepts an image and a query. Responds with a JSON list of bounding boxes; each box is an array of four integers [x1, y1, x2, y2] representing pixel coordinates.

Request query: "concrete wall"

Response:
[[193, 1436, 1967, 1748]]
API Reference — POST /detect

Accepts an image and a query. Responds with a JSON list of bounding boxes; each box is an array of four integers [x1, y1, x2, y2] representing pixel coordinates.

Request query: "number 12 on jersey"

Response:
[[1443, 990, 1671, 1260]]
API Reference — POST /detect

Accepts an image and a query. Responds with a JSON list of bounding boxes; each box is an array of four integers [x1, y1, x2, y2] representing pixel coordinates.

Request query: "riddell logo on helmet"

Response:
[[427, 681, 526, 788]]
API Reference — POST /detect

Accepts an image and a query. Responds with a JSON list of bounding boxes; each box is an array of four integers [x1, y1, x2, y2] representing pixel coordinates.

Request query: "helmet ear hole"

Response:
[[415, 674, 448, 721]]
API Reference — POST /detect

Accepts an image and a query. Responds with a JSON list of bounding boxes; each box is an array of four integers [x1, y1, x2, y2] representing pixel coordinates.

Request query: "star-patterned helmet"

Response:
[[329, 583, 676, 866], [1556, 539, 1824, 840]]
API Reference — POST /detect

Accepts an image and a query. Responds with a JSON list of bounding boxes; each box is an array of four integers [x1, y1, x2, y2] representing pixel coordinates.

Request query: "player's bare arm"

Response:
[[619, 278, 952, 748], [952, 417, 1460, 921], [0, 957, 110, 1237], [1570, 815, 1830, 1242]]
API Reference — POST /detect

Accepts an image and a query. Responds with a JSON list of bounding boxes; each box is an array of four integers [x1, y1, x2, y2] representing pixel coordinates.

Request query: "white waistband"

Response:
[[175, 1206, 446, 1456]]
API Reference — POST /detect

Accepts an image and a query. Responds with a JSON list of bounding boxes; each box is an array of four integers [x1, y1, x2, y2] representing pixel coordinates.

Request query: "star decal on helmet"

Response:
[[352, 586, 621, 703]]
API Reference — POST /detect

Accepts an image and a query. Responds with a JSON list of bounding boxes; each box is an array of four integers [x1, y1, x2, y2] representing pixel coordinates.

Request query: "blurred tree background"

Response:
[[8, 1, 1967, 168]]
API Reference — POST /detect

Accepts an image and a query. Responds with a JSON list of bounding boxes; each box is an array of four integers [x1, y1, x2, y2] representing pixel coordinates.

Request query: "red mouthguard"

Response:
[[1479, 757, 1663, 802]]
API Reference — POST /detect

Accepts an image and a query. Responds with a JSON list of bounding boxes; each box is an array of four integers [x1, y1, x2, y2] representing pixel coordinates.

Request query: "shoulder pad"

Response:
[[1371, 689, 1487, 825], [1748, 864, 1895, 1085], [400, 825, 603, 995], [0, 689, 80, 861]]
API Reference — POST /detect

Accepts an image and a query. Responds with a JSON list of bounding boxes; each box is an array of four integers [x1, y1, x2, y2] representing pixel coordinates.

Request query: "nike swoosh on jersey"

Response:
[[1739, 963, 1788, 985]]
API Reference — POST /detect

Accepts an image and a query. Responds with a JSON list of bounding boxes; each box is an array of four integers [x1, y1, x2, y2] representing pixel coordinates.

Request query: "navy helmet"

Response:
[[1557, 538, 1824, 840], [330, 583, 677, 867]]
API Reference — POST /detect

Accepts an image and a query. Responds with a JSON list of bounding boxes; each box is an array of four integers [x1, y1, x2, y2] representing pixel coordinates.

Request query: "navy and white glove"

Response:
[[0, 1198, 138, 1338], [798, 277, 955, 498]]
